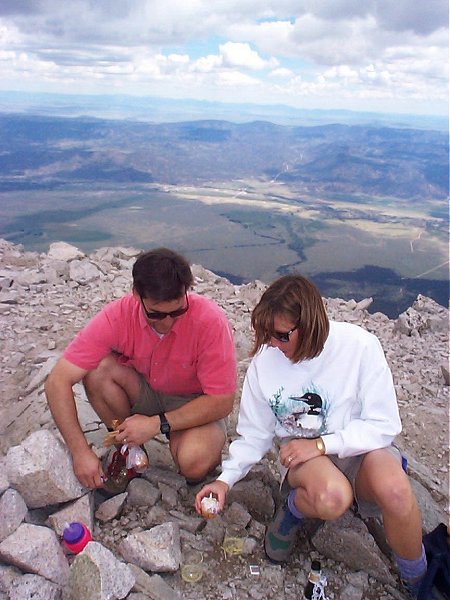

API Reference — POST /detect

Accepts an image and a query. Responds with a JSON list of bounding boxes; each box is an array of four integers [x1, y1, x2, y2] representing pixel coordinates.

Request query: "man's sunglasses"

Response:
[[271, 325, 298, 343], [140, 293, 189, 320]]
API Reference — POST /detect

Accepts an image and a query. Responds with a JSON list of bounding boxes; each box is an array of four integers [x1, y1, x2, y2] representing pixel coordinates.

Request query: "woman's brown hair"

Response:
[[251, 274, 329, 362]]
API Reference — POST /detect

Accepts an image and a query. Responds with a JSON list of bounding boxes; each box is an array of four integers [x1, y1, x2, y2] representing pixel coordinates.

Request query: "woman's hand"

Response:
[[195, 480, 229, 515], [279, 438, 324, 469]]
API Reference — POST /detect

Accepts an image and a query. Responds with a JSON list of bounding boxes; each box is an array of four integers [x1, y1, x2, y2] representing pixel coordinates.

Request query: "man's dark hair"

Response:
[[132, 248, 194, 301], [251, 274, 329, 362]]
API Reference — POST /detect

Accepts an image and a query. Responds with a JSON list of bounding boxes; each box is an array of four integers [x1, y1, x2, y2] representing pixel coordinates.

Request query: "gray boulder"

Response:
[[118, 522, 181, 573], [5, 430, 85, 508], [0, 523, 69, 586], [65, 541, 135, 600], [0, 489, 28, 542]]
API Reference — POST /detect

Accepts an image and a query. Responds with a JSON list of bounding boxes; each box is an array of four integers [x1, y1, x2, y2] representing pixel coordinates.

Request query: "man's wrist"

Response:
[[158, 412, 171, 439]]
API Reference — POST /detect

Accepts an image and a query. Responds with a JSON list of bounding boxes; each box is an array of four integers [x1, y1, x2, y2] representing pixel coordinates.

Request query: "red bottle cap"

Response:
[[63, 522, 92, 553], [63, 522, 85, 544]]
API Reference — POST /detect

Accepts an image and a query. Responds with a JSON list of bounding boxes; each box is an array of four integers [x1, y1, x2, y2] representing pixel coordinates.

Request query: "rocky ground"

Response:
[[0, 240, 448, 600]]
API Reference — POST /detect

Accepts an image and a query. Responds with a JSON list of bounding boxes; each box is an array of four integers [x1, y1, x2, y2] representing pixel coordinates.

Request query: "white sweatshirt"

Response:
[[218, 321, 402, 489]]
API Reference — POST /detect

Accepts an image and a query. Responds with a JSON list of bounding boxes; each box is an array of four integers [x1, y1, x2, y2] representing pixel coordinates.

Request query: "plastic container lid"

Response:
[[63, 522, 84, 544]]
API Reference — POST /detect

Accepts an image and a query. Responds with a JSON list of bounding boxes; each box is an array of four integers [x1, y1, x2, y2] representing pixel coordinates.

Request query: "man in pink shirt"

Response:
[[45, 248, 237, 491]]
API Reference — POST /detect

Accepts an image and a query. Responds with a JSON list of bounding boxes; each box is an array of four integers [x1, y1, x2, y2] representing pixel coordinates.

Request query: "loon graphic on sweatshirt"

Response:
[[268, 386, 329, 438]]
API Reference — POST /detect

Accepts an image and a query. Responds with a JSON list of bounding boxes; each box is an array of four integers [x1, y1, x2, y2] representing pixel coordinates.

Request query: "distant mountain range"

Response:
[[0, 113, 447, 200], [0, 90, 447, 130], [0, 107, 447, 317]]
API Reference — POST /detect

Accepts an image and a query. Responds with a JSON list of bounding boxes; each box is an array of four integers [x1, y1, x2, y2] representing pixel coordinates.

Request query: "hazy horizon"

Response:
[[0, 90, 447, 132]]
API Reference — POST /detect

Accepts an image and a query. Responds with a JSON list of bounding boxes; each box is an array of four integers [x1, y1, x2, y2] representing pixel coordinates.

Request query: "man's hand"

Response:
[[279, 438, 324, 469], [195, 480, 229, 515], [116, 414, 159, 446], [72, 447, 104, 489]]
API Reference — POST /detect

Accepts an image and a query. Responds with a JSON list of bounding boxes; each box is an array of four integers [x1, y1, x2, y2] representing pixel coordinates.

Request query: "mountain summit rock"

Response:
[[0, 239, 447, 599]]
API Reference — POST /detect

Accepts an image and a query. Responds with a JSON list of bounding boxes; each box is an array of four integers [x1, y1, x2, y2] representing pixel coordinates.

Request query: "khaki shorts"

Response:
[[279, 441, 402, 519], [131, 374, 227, 435]]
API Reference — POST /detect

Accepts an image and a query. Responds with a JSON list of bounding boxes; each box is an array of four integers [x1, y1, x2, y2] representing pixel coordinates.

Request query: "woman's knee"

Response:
[[371, 475, 415, 515], [309, 481, 353, 520]]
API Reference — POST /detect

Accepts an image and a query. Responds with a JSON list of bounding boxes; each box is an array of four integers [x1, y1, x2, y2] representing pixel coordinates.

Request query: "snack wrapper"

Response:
[[103, 419, 121, 447], [123, 445, 149, 473]]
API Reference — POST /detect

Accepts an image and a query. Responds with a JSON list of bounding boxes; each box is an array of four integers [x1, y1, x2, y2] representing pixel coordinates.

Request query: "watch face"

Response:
[[159, 413, 171, 438]]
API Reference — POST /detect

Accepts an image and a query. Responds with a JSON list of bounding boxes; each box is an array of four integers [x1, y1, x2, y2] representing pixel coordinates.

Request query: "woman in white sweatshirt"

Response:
[[195, 274, 427, 597]]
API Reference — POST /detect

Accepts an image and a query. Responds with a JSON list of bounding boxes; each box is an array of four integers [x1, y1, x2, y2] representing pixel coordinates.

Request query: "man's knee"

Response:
[[173, 424, 225, 480], [84, 356, 140, 401], [83, 367, 112, 401], [177, 454, 219, 481], [83, 356, 115, 392], [176, 440, 222, 480], [83, 368, 101, 392]]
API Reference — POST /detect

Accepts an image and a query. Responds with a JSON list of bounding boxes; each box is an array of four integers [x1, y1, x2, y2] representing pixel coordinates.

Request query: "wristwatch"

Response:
[[315, 437, 326, 455], [158, 412, 171, 439]]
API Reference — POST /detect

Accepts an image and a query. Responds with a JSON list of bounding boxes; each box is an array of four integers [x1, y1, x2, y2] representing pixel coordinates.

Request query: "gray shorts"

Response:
[[279, 442, 402, 519], [131, 374, 227, 435]]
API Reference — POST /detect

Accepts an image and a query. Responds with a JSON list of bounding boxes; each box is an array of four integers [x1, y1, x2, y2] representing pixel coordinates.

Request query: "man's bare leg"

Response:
[[85, 358, 226, 481], [170, 422, 226, 482], [83, 355, 141, 428]]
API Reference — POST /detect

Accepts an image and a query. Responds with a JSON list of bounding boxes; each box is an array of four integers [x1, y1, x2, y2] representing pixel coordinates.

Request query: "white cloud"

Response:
[[0, 0, 447, 115], [219, 41, 277, 70], [216, 70, 260, 87], [270, 67, 294, 78], [190, 54, 223, 73]]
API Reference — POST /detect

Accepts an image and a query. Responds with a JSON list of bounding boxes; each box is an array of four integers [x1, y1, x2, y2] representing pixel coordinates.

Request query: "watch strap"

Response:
[[158, 412, 171, 439]]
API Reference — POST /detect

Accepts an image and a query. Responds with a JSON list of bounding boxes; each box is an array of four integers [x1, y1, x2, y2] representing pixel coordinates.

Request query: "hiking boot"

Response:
[[402, 578, 421, 598], [401, 578, 440, 600], [102, 448, 138, 494], [264, 499, 302, 562]]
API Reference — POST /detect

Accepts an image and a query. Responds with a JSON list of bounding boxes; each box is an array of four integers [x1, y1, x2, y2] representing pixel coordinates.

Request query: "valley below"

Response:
[[1, 179, 447, 318], [0, 113, 447, 317]]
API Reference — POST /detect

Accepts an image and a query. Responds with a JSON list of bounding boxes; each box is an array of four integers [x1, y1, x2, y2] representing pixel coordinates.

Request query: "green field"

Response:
[[0, 180, 447, 316]]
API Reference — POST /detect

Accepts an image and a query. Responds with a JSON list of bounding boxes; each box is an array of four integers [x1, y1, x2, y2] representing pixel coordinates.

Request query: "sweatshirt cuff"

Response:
[[320, 434, 340, 456], [216, 471, 239, 490]]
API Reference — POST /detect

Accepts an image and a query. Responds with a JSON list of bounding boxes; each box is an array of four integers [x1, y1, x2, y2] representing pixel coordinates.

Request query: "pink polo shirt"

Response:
[[64, 292, 237, 396]]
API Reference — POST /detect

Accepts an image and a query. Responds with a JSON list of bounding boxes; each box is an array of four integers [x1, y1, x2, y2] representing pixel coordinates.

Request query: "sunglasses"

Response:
[[271, 325, 298, 343], [140, 293, 189, 320]]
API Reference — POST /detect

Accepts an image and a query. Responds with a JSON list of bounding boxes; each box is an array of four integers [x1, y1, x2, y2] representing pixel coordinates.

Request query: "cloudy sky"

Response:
[[0, 0, 448, 116]]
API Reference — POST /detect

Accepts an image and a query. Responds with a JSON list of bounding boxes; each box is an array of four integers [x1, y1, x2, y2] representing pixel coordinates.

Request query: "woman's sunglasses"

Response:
[[140, 293, 189, 320], [270, 326, 298, 343]]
